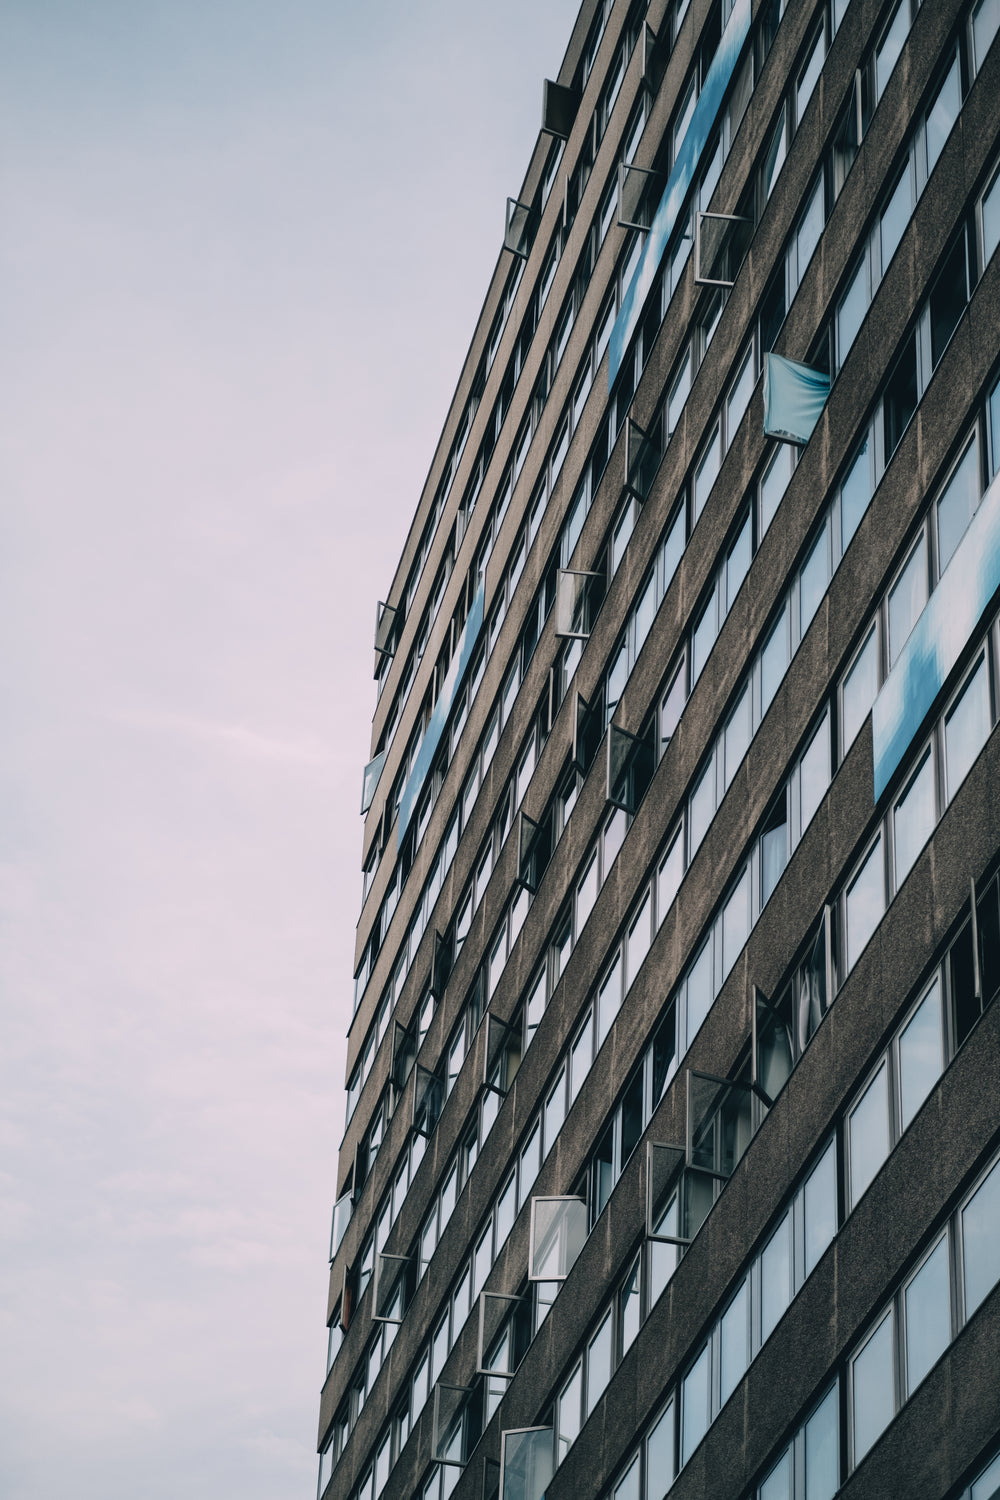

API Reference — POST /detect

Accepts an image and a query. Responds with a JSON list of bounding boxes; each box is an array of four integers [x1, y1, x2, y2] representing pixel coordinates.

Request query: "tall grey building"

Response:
[[318, 1, 1000, 1497]]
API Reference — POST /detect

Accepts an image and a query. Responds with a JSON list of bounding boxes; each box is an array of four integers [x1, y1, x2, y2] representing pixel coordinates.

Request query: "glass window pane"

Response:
[[681, 1344, 710, 1464], [686, 938, 714, 1040], [845, 834, 884, 972], [849, 1061, 890, 1208], [727, 511, 752, 607], [658, 827, 684, 921], [761, 797, 789, 906], [760, 443, 793, 535], [669, 350, 692, 433], [620, 1257, 642, 1355], [937, 438, 979, 574], [761, 1212, 792, 1342], [647, 1399, 675, 1499], [983, 162, 1000, 266], [904, 1235, 950, 1392], [544, 1070, 566, 1154], [723, 867, 750, 977], [689, 758, 716, 855], [841, 438, 871, 549], [897, 978, 942, 1133], [598, 952, 623, 1045], [760, 1447, 792, 1500], [888, 533, 927, 666], [587, 1312, 612, 1415], [800, 522, 830, 634], [797, 29, 824, 123], [570, 1011, 594, 1101], [945, 655, 991, 800], [728, 347, 755, 438], [763, 113, 787, 200], [852, 1310, 895, 1462], [973, 0, 1000, 69], [557, 1362, 582, 1461], [893, 747, 935, 886], [801, 711, 831, 832], [577, 850, 599, 931], [692, 590, 718, 684], [720, 1279, 749, 1404], [695, 426, 721, 518], [926, 55, 961, 173], [627, 893, 652, 987], [876, 1, 908, 98], [842, 625, 878, 752], [805, 1139, 838, 1276], [761, 603, 789, 715], [971, 1450, 1000, 1500], [726, 683, 752, 788], [615, 1456, 640, 1500], [837, 258, 867, 367], [880, 166, 912, 271], [805, 1383, 840, 1500], [520, 1124, 541, 1199], [963, 1157, 1000, 1315]]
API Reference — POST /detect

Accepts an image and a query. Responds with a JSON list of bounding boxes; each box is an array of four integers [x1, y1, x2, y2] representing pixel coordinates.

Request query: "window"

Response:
[[944, 653, 991, 798], [892, 747, 935, 884], [796, 22, 825, 122], [982, 160, 1000, 266], [962, 1155, 1000, 1313], [844, 833, 885, 972], [875, 0, 909, 99], [848, 1062, 890, 1209], [972, 0, 1000, 71], [851, 1309, 895, 1463], [925, 53, 961, 173]]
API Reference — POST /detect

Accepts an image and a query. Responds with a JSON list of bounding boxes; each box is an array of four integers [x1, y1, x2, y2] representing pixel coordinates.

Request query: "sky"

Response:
[[0, 2, 580, 1496]]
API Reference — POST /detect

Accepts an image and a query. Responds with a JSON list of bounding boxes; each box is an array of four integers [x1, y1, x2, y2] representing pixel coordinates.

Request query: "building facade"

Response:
[[318, 1, 1000, 1497]]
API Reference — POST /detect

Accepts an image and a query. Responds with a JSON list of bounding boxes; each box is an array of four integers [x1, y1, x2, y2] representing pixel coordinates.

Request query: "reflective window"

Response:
[[888, 535, 927, 666], [720, 1279, 749, 1404], [760, 1213, 792, 1342], [804, 1384, 839, 1500], [893, 748, 935, 884], [681, 1344, 710, 1464], [797, 25, 824, 122], [937, 439, 979, 573], [925, 55, 961, 173], [837, 258, 867, 366], [849, 1061, 890, 1208], [851, 1310, 895, 1462], [842, 625, 878, 752], [845, 834, 881, 972], [962, 1157, 1000, 1315], [881, 165, 913, 272], [898, 979, 943, 1131], [983, 161, 1000, 265], [839, 438, 869, 552], [903, 1235, 950, 1391], [875, 1, 909, 99], [945, 655, 991, 799], [587, 1312, 613, 1415]]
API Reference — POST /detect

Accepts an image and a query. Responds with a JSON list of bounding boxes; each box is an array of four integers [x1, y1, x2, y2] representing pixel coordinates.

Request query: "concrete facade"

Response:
[[318, 1, 1000, 1497]]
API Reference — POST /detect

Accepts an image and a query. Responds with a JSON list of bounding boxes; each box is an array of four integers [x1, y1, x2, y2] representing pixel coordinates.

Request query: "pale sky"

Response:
[[0, 2, 580, 1496]]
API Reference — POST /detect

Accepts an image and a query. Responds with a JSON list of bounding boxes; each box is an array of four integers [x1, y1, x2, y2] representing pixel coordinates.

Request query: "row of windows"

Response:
[[365, 0, 659, 854], [334, 166, 920, 1419], [326, 8, 995, 1488], [348, 0, 791, 1111], [334, 182, 994, 1468], [848, 1150, 1000, 1469], [597, 1008, 1000, 1500], [483, 403, 1000, 1499]]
